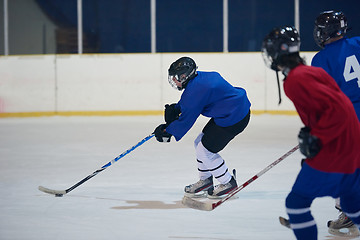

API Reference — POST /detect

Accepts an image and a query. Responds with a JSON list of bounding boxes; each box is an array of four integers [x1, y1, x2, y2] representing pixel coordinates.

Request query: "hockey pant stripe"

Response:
[[286, 207, 311, 215], [196, 164, 229, 180], [195, 137, 231, 184], [197, 159, 225, 172], [214, 167, 228, 179], [197, 159, 208, 172], [345, 209, 360, 218], [344, 209, 360, 229], [290, 220, 316, 230], [286, 207, 316, 230], [286, 192, 317, 240]]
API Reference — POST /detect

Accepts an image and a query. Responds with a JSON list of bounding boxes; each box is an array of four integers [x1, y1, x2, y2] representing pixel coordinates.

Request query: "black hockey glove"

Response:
[[164, 103, 181, 124], [153, 124, 172, 142], [298, 127, 321, 158]]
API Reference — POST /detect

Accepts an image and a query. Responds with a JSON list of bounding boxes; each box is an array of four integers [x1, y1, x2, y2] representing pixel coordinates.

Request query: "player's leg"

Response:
[[286, 192, 317, 240], [341, 206, 360, 234], [328, 197, 355, 230], [184, 133, 213, 197], [196, 140, 232, 184], [200, 112, 250, 197], [185, 112, 250, 198], [337, 170, 360, 236], [194, 133, 212, 180], [184, 139, 230, 197], [333, 195, 360, 237], [285, 162, 328, 240]]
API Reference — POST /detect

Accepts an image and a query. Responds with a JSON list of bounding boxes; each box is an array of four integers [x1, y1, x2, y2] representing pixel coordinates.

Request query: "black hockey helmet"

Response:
[[313, 10, 348, 48], [261, 26, 301, 71], [168, 57, 197, 91], [261, 26, 301, 105]]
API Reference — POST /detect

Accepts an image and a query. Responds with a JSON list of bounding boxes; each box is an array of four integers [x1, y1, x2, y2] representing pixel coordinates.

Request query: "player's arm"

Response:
[[164, 103, 181, 125]]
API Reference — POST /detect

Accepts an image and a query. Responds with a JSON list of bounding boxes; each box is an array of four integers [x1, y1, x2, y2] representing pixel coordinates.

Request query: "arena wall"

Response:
[[0, 52, 316, 117]]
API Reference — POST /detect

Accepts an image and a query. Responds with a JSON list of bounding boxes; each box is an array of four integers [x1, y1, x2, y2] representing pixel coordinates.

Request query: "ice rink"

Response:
[[0, 114, 358, 240]]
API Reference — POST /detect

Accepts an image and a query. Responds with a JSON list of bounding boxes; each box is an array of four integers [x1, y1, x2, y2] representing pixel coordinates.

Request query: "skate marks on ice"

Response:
[[112, 197, 237, 210], [169, 236, 237, 240], [113, 196, 239, 210], [324, 233, 360, 240], [112, 200, 187, 210], [75, 196, 187, 209], [113, 192, 241, 210], [39, 193, 187, 210]]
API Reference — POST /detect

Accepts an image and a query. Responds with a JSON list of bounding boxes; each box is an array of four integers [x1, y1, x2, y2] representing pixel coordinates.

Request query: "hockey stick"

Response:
[[182, 145, 299, 211], [38, 134, 155, 197]]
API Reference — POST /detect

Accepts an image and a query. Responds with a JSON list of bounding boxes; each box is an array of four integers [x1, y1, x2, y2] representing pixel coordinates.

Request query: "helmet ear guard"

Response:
[[168, 57, 197, 91]]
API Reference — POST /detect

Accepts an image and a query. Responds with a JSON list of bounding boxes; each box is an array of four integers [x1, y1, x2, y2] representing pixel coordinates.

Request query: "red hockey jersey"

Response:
[[284, 64, 360, 173]]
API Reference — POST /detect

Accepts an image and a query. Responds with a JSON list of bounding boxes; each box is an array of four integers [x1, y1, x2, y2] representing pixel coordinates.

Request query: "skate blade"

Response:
[[207, 194, 239, 200], [328, 225, 360, 237], [184, 191, 207, 198]]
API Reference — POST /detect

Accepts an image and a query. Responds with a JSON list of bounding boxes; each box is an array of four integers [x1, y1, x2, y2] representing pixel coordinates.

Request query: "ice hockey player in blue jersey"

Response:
[[312, 10, 360, 120], [153, 56, 251, 198], [311, 10, 360, 237]]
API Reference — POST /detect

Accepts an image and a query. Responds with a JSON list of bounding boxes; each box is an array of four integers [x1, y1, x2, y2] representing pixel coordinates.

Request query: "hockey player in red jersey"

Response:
[[261, 26, 360, 240]]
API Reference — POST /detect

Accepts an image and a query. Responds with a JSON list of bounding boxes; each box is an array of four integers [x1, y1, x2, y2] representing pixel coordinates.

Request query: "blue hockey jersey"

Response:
[[166, 71, 251, 141], [311, 37, 360, 120]]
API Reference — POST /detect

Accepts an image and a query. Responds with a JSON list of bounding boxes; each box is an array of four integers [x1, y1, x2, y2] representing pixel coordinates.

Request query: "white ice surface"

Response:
[[0, 114, 358, 240]]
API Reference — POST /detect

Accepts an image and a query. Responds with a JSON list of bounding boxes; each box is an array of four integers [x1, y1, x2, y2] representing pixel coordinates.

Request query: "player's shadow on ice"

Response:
[[112, 200, 187, 210]]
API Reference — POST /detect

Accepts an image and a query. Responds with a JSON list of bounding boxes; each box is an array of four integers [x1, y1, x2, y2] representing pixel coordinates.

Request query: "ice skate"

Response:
[[184, 176, 213, 198], [328, 212, 360, 237], [328, 212, 354, 229], [207, 170, 237, 199]]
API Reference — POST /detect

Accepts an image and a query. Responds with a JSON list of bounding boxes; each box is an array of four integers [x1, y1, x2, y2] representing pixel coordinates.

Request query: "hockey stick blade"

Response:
[[38, 134, 154, 197], [182, 145, 299, 211], [38, 186, 67, 197], [182, 184, 247, 211], [181, 197, 213, 211], [279, 216, 291, 229]]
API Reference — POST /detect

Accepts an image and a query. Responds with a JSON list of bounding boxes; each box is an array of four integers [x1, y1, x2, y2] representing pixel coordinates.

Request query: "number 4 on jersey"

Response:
[[343, 55, 360, 87]]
